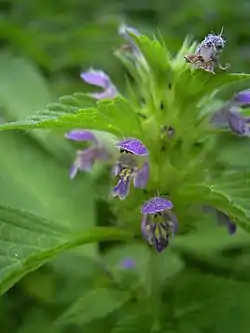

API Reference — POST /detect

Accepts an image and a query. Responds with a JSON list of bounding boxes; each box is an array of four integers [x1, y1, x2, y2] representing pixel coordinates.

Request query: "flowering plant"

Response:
[[1, 26, 250, 297]]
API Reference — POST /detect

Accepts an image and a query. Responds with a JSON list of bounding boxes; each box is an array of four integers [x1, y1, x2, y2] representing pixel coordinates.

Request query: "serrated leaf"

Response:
[[0, 97, 143, 138], [175, 71, 250, 114], [171, 37, 197, 70], [114, 51, 139, 83], [56, 288, 130, 326], [179, 172, 250, 232], [47, 93, 97, 114], [132, 33, 170, 71], [0, 204, 132, 295]]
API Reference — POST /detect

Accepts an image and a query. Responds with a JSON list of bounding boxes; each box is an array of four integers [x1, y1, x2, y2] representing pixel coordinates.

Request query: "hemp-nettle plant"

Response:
[[2, 25, 250, 253]]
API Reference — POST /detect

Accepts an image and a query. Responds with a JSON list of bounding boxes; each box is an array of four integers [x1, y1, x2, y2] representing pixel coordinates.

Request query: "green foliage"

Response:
[[0, 53, 72, 159], [0, 97, 143, 138], [57, 288, 131, 326], [168, 269, 250, 333], [2, 1, 250, 333], [0, 204, 132, 295], [180, 172, 250, 232], [111, 312, 154, 333]]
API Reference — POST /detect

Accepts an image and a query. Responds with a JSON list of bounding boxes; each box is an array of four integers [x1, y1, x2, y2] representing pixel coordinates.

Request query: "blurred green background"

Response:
[[1, 0, 250, 332]]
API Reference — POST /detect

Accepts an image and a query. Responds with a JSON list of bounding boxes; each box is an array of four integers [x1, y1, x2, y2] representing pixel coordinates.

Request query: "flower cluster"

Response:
[[66, 125, 177, 252], [66, 25, 238, 253]]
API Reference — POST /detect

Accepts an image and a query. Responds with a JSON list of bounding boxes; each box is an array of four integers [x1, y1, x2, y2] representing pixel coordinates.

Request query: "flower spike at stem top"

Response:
[[63, 29, 248, 253]]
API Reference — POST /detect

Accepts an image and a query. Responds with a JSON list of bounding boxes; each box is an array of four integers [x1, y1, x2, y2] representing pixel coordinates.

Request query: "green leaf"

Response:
[[53, 93, 97, 112], [216, 134, 250, 168], [170, 268, 250, 333], [132, 33, 170, 71], [175, 71, 250, 116], [0, 97, 143, 138], [56, 288, 130, 326], [171, 36, 197, 70], [213, 282, 250, 333], [0, 132, 95, 231], [0, 53, 72, 159], [0, 204, 132, 295], [111, 313, 154, 333], [16, 309, 60, 333], [179, 171, 250, 232], [172, 214, 250, 253], [171, 269, 242, 331]]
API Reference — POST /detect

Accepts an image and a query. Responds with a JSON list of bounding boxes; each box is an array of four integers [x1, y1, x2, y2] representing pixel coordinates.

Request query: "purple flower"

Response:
[[118, 24, 141, 54], [140, 197, 178, 252], [80, 69, 118, 100], [216, 210, 237, 235], [118, 138, 149, 156], [212, 108, 250, 136], [120, 258, 136, 269], [65, 130, 111, 178], [225, 109, 250, 136], [232, 89, 250, 107], [112, 138, 149, 200], [118, 24, 148, 69]]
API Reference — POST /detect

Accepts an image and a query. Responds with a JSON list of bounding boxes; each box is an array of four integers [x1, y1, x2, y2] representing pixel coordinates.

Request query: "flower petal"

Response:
[[65, 130, 98, 143], [163, 211, 179, 237], [133, 161, 149, 188], [233, 89, 250, 106], [148, 223, 169, 252], [80, 69, 110, 89], [69, 165, 78, 179], [117, 138, 149, 156], [112, 175, 131, 200], [118, 24, 141, 52], [226, 110, 250, 136], [96, 147, 112, 161], [227, 222, 237, 235], [76, 149, 96, 171], [141, 197, 173, 215], [141, 214, 150, 241], [211, 108, 230, 129], [90, 84, 118, 100], [112, 164, 122, 176], [70, 148, 100, 177]]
